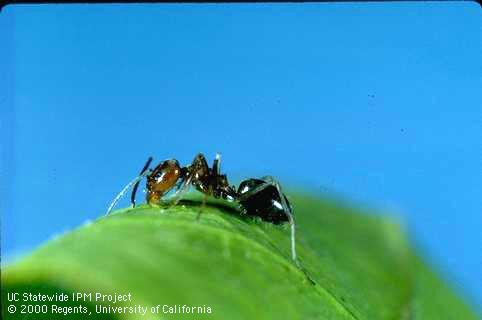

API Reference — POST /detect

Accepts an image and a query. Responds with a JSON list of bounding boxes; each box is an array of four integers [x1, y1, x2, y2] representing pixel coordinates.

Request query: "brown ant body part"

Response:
[[172, 153, 237, 203], [106, 153, 236, 215], [146, 160, 182, 204]]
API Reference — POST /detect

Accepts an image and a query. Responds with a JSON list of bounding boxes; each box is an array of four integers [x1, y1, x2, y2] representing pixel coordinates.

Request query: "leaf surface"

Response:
[[2, 195, 478, 320]]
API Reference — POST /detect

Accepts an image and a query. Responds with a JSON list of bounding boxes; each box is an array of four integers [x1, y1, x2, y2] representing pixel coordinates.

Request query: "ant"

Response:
[[106, 153, 299, 267]]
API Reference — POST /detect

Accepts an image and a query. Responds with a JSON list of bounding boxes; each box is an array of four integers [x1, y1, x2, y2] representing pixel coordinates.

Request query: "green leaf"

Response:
[[2, 194, 479, 319]]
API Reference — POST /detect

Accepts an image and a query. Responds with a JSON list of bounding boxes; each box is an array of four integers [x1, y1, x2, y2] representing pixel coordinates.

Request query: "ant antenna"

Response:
[[131, 157, 153, 207], [105, 157, 153, 216]]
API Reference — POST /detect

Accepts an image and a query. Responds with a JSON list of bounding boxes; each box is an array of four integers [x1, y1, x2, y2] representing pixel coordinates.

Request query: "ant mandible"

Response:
[[106, 153, 298, 266]]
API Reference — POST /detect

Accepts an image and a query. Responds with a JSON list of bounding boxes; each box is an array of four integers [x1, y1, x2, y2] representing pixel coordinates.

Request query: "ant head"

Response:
[[237, 178, 292, 224], [146, 159, 182, 203]]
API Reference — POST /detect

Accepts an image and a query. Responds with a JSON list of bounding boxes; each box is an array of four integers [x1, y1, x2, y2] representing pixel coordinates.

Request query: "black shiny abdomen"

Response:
[[237, 178, 291, 224]]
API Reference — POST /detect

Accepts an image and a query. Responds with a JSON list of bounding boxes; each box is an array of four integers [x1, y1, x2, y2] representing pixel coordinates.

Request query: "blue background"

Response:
[[1, 3, 481, 310]]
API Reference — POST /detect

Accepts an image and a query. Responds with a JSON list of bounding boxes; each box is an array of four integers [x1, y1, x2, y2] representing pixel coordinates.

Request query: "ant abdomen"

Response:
[[237, 178, 292, 224]]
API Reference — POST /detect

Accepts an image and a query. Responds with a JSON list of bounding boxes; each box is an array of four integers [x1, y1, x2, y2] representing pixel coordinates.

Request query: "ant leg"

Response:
[[262, 178, 315, 283], [262, 176, 298, 266], [196, 194, 208, 220], [131, 157, 153, 207], [168, 174, 193, 206], [167, 153, 209, 206], [106, 169, 151, 216], [236, 180, 271, 201], [286, 210, 298, 266], [238, 177, 299, 267]]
